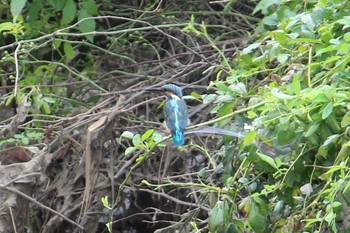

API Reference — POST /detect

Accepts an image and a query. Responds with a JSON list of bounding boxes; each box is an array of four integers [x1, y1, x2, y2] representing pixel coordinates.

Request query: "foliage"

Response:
[[195, 0, 350, 232], [2, 0, 350, 232]]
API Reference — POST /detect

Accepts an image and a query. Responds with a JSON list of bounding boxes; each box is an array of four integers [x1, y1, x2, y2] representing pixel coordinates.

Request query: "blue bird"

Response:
[[150, 84, 189, 146]]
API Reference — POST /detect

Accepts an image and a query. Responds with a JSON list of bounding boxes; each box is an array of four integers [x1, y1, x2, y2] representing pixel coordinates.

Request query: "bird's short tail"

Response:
[[172, 129, 185, 146]]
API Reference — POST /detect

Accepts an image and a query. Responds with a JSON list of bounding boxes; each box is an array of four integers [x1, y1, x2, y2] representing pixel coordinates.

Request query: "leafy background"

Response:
[[1, 0, 350, 232]]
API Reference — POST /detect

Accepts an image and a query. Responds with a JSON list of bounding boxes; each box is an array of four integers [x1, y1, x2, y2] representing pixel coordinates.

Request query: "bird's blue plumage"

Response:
[[161, 84, 188, 146]]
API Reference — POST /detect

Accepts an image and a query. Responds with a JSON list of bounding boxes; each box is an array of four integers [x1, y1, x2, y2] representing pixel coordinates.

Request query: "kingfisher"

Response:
[[149, 84, 189, 146]]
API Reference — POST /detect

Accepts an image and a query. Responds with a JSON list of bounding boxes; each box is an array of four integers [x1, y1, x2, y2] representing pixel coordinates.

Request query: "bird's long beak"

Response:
[[145, 87, 164, 92]]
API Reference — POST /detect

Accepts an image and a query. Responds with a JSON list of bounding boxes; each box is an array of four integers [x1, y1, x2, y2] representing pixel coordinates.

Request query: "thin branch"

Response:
[[0, 185, 84, 230]]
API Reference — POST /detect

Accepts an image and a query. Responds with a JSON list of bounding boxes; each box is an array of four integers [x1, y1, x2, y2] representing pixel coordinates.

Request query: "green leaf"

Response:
[[242, 42, 261, 54], [101, 196, 111, 209], [337, 16, 350, 29], [247, 204, 266, 233], [11, 0, 27, 22], [341, 112, 350, 127], [106, 222, 112, 233], [81, 0, 99, 15], [190, 91, 202, 100], [288, 37, 320, 44], [258, 152, 278, 170], [42, 101, 51, 114], [300, 13, 315, 31], [125, 146, 137, 155], [47, 0, 67, 9], [43, 97, 56, 103], [322, 102, 333, 119], [344, 32, 350, 42], [244, 131, 256, 146], [5, 94, 14, 106], [132, 134, 141, 146], [78, 9, 95, 42], [305, 123, 320, 137], [229, 82, 247, 95], [141, 129, 154, 141], [277, 54, 289, 63], [119, 131, 134, 144], [271, 88, 294, 100], [28, 0, 42, 23], [121, 131, 134, 139], [253, 0, 282, 14], [203, 94, 216, 104], [61, 0, 77, 25], [152, 131, 165, 143], [209, 202, 224, 232], [64, 42, 75, 59], [262, 13, 278, 26], [291, 74, 301, 95]]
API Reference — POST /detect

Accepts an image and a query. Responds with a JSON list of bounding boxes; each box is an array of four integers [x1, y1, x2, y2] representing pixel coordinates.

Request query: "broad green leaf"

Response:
[[152, 131, 165, 143], [305, 123, 320, 137], [5, 94, 14, 106], [64, 42, 75, 59], [312, 6, 325, 23], [247, 110, 257, 119], [42, 101, 51, 114], [203, 94, 216, 104], [47, 0, 67, 9], [217, 102, 234, 127], [81, 0, 98, 15], [78, 9, 96, 42], [271, 88, 294, 100], [27, 132, 43, 139], [229, 82, 247, 95], [253, 0, 282, 14], [132, 134, 141, 146], [141, 129, 154, 141], [120, 131, 134, 139], [324, 211, 334, 223], [291, 74, 301, 95], [61, 0, 77, 25], [300, 183, 313, 196], [43, 97, 56, 103], [218, 102, 234, 116], [21, 137, 29, 145], [337, 16, 350, 29], [344, 32, 350, 42], [315, 46, 335, 57], [300, 13, 315, 31], [268, 43, 279, 60], [277, 130, 293, 144], [28, 0, 42, 22], [125, 146, 137, 155], [243, 131, 256, 146], [242, 42, 261, 54], [53, 40, 62, 49], [324, 55, 341, 65], [209, 202, 224, 232], [11, 0, 27, 22], [14, 134, 24, 139], [341, 112, 350, 127], [322, 134, 339, 147], [262, 13, 278, 26], [247, 204, 266, 233], [0, 22, 17, 32], [190, 91, 202, 100], [258, 152, 278, 170], [322, 102, 333, 119], [331, 201, 342, 208], [277, 54, 289, 63]]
